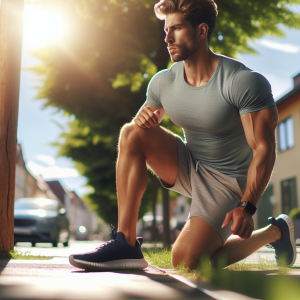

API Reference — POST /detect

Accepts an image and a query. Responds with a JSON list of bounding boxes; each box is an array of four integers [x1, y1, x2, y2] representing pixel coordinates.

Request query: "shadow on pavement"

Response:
[[0, 260, 10, 274], [70, 267, 213, 300]]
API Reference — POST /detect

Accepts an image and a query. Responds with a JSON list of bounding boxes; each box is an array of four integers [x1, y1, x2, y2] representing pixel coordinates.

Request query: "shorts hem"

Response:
[[187, 214, 231, 245]]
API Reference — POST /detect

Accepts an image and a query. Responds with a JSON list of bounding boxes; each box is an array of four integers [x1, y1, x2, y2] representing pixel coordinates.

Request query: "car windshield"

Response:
[[15, 201, 58, 211]]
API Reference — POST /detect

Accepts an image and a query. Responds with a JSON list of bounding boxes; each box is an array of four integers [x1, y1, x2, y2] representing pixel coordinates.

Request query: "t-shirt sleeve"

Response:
[[231, 70, 276, 115], [146, 71, 164, 108]]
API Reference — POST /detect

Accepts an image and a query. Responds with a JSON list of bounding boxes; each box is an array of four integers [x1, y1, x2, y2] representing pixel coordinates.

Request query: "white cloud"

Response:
[[27, 161, 80, 179], [258, 39, 300, 53], [35, 154, 56, 166]]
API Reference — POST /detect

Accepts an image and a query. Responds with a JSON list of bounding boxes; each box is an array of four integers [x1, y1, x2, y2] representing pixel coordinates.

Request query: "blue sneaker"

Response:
[[69, 225, 148, 271], [267, 214, 297, 267]]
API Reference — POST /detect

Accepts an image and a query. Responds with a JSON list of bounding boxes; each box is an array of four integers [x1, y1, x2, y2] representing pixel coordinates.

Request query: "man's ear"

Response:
[[198, 23, 209, 40]]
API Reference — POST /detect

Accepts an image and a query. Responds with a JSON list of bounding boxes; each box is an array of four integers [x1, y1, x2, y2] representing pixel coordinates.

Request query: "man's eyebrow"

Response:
[[164, 23, 184, 31]]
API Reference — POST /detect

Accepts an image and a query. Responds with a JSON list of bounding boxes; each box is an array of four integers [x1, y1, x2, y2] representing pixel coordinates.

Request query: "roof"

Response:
[[64, 188, 87, 209], [46, 180, 67, 204], [35, 176, 62, 205], [276, 84, 300, 107], [16, 144, 25, 167]]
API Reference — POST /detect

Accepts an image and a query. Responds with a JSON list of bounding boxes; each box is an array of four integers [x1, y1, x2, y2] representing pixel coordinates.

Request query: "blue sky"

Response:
[[18, 4, 300, 197]]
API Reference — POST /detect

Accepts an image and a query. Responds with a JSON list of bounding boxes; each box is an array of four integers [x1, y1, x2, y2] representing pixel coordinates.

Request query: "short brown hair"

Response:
[[154, 0, 218, 43]]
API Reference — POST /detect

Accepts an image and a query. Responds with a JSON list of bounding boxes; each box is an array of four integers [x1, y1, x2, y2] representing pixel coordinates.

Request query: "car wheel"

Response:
[[52, 228, 60, 247], [63, 240, 69, 247], [32, 242, 36, 247]]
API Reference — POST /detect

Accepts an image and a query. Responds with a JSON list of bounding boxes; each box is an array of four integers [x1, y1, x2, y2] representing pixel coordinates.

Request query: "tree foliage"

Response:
[[28, 0, 300, 224]]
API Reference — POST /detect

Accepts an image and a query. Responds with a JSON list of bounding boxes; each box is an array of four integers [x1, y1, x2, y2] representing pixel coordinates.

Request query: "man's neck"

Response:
[[183, 47, 219, 88]]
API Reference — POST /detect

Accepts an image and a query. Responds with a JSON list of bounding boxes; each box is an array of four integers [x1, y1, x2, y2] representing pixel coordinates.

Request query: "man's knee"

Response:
[[119, 122, 141, 150], [171, 247, 201, 270], [119, 122, 156, 152]]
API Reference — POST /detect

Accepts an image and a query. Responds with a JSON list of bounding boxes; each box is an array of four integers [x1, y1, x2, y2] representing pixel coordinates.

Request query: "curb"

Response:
[[150, 265, 260, 300]]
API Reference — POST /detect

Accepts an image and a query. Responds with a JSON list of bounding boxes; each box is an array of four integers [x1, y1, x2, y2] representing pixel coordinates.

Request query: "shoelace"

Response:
[[96, 224, 119, 249]]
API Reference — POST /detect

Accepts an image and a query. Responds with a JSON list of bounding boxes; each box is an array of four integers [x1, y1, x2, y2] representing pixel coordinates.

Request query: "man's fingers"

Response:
[[144, 106, 159, 125], [231, 215, 242, 235], [245, 226, 254, 239], [141, 107, 157, 126], [221, 212, 232, 229], [134, 118, 147, 129], [139, 110, 155, 127], [139, 114, 153, 128]]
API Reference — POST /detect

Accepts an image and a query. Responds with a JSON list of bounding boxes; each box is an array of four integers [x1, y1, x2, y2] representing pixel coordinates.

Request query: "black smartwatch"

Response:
[[237, 201, 257, 215]]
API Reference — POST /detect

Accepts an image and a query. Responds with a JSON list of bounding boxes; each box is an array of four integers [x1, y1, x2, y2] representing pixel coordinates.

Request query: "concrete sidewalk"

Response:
[[0, 258, 213, 300], [0, 257, 259, 300], [1, 246, 299, 300]]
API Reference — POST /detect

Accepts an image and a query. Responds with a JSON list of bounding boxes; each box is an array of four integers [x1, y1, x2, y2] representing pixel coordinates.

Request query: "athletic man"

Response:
[[69, 0, 297, 271]]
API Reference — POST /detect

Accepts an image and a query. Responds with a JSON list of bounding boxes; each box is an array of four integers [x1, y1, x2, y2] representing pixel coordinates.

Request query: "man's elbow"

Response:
[[256, 142, 276, 163]]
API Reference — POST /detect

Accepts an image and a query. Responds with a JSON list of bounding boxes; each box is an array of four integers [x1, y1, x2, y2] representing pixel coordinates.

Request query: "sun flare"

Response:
[[23, 5, 64, 48]]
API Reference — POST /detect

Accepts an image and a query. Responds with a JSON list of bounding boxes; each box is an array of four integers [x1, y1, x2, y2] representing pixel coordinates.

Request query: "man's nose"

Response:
[[164, 32, 173, 44]]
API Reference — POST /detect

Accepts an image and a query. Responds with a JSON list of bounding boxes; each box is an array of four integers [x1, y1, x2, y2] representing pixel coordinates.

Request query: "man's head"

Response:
[[154, 0, 218, 62]]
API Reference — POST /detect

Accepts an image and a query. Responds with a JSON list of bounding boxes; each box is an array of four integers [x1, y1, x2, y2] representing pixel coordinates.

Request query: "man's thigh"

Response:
[[172, 217, 223, 269], [123, 123, 179, 186]]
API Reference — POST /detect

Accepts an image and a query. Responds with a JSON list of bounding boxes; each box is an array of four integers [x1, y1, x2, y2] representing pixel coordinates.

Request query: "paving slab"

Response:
[[0, 258, 213, 300]]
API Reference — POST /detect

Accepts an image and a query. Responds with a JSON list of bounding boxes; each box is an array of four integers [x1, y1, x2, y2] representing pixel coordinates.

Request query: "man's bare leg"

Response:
[[116, 122, 178, 247], [212, 225, 281, 267], [171, 217, 282, 270], [172, 217, 223, 269]]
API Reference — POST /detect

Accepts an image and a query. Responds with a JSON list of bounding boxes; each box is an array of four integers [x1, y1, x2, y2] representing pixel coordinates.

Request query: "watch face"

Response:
[[244, 202, 256, 215], [238, 202, 257, 215]]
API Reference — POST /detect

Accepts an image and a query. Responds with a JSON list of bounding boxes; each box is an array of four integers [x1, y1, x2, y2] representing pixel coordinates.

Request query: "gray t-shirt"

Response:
[[146, 55, 275, 189]]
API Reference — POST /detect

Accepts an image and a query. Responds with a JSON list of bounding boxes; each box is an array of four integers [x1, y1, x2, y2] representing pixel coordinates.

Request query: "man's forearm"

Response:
[[241, 146, 276, 207]]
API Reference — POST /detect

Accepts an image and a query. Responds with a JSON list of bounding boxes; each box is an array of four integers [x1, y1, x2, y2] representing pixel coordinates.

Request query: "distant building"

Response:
[[64, 189, 99, 236], [257, 72, 300, 228], [15, 144, 27, 200], [15, 144, 48, 201], [46, 180, 99, 238]]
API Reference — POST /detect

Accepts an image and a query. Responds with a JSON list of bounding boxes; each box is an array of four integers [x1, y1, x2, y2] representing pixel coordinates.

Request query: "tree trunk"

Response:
[[151, 177, 158, 241], [162, 188, 170, 249], [0, 0, 24, 252]]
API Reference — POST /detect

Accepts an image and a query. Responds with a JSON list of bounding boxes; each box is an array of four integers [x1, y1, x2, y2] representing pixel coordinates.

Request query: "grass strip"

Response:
[[144, 248, 300, 299], [0, 248, 51, 260], [144, 247, 297, 278]]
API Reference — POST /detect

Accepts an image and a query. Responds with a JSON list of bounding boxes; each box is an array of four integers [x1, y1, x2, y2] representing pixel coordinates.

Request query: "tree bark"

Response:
[[151, 177, 159, 241], [162, 188, 170, 249], [0, 0, 24, 252]]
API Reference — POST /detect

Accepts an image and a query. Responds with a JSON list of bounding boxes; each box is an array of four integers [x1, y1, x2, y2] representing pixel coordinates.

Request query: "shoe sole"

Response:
[[278, 214, 297, 267], [69, 256, 148, 271]]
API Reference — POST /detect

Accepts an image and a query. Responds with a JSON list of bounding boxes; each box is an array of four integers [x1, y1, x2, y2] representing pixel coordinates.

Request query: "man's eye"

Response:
[[175, 27, 180, 30]]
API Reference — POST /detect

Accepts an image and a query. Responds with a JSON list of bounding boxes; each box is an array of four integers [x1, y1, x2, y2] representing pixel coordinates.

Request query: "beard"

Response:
[[169, 33, 200, 62]]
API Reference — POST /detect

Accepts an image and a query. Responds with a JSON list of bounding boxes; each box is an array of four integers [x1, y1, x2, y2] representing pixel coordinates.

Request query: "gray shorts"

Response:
[[160, 136, 245, 244]]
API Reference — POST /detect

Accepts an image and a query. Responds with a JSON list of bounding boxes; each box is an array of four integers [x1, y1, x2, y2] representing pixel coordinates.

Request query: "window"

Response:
[[281, 178, 298, 215], [278, 117, 294, 152]]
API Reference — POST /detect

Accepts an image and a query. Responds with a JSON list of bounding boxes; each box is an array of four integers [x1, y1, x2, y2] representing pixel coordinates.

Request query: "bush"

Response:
[[289, 208, 300, 220]]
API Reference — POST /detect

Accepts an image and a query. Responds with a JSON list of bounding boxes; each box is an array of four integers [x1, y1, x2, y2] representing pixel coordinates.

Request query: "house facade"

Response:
[[14, 144, 100, 238], [257, 72, 300, 228], [15, 144, 48, 201]]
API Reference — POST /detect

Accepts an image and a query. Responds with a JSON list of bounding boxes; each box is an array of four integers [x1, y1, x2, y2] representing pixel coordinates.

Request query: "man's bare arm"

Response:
[[240, 106, 278, 207], [134, 101, 165, 128], [222, 106, 278, 239]]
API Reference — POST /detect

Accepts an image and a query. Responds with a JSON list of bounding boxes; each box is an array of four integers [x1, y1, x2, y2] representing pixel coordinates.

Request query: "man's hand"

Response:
[[221, 206, 254, 239], [134, 106, 160, 129]]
